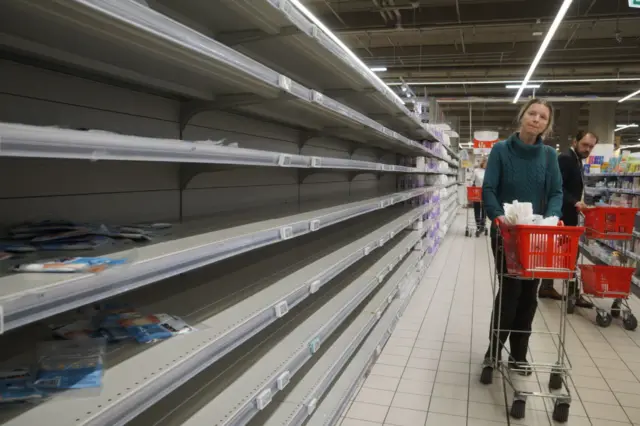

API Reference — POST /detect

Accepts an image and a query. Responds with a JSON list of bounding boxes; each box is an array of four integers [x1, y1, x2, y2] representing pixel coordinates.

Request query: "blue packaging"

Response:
[[33, 340, 105, 391]]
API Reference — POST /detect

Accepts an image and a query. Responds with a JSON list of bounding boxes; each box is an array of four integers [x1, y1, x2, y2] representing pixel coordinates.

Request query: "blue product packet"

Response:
[[120, 313, 193, 344], [0, 369, 46, 403], [34, 340, 105, 391]]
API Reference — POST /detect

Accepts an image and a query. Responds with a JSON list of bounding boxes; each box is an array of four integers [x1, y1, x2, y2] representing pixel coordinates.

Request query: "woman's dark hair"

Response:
[[575, 130, 599, 144]]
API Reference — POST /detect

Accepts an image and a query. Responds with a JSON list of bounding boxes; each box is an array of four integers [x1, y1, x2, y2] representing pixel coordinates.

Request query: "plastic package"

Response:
[[0, 368, 46, 404], [33, 339, 106, 393], [12, 256, 128, 273], [119, 313, 194, 344]]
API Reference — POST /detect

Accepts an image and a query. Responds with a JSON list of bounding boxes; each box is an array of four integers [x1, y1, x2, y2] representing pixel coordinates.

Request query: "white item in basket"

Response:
[[503, 201, 533, 225]]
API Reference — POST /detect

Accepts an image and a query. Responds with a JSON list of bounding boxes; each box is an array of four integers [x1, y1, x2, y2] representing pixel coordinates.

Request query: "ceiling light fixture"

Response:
[[370, 67, 388, 72], [387, 77, 640, 86], [506, 84, 541, 89], [619, 88, 640, 103], [513, 0, 573, 103], [614, 124, 639, 132], [288, 0, 405, 105]]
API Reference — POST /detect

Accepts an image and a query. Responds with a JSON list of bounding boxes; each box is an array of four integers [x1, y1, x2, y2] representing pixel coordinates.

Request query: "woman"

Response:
[[480, 98, 563, 384], [472, 158, 487, 236]]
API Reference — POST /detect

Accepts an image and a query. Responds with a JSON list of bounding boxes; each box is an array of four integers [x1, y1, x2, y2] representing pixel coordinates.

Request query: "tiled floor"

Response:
[[342, 212, 640, 426]]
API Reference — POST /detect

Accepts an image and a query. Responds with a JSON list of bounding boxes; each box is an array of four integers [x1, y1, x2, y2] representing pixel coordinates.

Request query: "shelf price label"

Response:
[[278, 75, 292, 92]]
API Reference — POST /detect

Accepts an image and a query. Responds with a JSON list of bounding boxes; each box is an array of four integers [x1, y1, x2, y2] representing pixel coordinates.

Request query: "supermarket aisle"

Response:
[[342, 212, 640, 426]]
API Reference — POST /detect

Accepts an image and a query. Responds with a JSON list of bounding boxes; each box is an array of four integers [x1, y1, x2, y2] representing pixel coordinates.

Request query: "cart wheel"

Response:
[[549, 372, 563, 390], [480, 366, 493, 385], [623, 314, 638, 331], [611, 299, 622, 318], [465, 229, 470, 237], [484, 228, 488, 236], [510, 399, 526, 419], [552, 401, 570, 423], [596, 311, 613, 328], [566, 297, 576, 315], [476, 230, 481, 238]]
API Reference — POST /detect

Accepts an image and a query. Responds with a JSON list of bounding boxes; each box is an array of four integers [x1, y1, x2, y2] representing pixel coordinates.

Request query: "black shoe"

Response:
[[508, 360, 533, 376], [538, 288, 563, 300], [575, 296, 594, 309]]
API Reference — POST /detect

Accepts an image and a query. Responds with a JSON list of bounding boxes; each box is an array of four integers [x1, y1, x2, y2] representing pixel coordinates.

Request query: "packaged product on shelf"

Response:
[[119, 313, 194, 344], [33, 339, 106, 392], [50, 319, 101, 340], [0, 368, 46, 404], [12, 256, 128, 273]]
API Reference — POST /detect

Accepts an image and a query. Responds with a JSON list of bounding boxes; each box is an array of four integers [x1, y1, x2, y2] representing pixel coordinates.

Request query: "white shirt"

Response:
[[473, 168, 485, 187]]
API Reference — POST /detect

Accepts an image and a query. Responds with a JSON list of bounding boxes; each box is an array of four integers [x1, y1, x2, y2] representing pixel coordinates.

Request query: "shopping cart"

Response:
[[465, 186, 487, 237], [481, 219, 584, 423], [578, 206, 639, 330]]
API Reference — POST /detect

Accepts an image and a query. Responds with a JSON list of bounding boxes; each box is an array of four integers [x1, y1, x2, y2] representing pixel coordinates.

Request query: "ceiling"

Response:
[[302, 0, 640, 144]]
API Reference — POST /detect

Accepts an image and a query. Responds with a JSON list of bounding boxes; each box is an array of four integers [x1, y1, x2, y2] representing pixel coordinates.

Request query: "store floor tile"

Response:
[[339, 212, 640, 425]]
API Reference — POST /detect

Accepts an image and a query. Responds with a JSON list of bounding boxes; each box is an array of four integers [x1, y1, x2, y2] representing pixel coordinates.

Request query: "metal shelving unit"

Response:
[[0, 0, 459, 161], [258, 251, 422, 426], [304, 213, 457, 426], [0, 0, 460, 425], [0, 123, 445, 176], [582, 173, 640, 292], [0, 189, 427, 333]]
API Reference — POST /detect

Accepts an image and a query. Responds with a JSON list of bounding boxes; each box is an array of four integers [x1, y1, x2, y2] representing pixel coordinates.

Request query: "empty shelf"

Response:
[[0, 188, 428, 333], [305, 296, 415, 426], [169, 230, 422, 426], [0, 206, 427, 426], [0, 123, 438, 174], [0, 0, 440, 155], [258, 252, 422, 426]]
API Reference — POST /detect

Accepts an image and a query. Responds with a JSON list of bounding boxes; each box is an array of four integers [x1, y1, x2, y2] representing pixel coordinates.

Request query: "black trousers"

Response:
[[485, 236, 539, 362], [473, 202, 486, 229]]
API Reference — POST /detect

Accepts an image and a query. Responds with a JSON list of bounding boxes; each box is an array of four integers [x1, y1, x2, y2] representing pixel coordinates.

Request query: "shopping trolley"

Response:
[[578, 206, 639, 330], [481, 219, 584, 423], [465, 186, 487, 237]]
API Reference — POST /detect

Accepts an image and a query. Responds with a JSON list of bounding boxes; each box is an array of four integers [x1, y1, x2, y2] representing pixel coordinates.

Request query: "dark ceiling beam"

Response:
[[318, 0, 631, 33], [352, 39, 640, 60], [379, 63, 640, 79]]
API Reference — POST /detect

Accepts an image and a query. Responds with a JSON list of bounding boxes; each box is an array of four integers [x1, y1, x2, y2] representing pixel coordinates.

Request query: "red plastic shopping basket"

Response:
[[582, 206, 639, 240], [579, 264, 634, 298], [498, 221, 584, 279], [467, 186, 482, 203]]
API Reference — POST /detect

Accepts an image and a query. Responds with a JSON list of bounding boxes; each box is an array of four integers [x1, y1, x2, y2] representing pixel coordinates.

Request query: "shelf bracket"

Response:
[[179, 94, 286, 135], [297, 131, 317, 153], [348, 171, 380, 182], [298, 169, 315, 184], [216, 26, 301, 47], [179, 164, 238, 190]]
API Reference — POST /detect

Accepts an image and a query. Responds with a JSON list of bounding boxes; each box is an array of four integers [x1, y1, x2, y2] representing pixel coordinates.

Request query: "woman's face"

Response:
[[521, 103, 550, 136]]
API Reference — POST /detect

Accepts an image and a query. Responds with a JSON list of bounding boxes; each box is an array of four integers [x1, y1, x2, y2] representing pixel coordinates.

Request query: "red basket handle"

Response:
[[494, 217, 564, 226]]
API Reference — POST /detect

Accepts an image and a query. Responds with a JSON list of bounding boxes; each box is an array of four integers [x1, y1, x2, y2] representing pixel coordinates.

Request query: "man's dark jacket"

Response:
[[558, 149, 584, 226]]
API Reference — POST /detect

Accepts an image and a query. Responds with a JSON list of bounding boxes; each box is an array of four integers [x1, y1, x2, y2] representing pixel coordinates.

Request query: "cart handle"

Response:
[[495, 218, 564, 226]]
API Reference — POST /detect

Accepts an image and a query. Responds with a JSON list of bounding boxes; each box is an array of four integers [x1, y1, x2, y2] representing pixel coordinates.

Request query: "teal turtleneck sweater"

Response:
[[482, 133, 563, 226]]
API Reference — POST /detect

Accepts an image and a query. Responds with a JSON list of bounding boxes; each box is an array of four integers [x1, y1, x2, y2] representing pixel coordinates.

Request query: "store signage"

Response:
[[630, 0, 640, 8], [473, 130, 499, 154]]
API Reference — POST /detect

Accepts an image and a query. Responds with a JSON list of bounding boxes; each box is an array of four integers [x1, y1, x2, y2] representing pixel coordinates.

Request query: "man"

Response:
[[538, 130, 598, 309]]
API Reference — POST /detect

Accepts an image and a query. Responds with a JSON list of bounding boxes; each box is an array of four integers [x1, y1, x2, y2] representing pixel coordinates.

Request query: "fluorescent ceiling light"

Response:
[[386, 77, 640, 86], [288, 0, 405, 105], [506, 84, 540, 89], [619, 88, 640, 103], [513, 0, 573, 103], [614, 124, 638, 132], [370, 67, 387, 72]]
